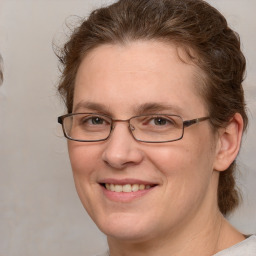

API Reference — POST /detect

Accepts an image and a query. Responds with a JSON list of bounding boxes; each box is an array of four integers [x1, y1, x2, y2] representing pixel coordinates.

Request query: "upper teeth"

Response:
[[105, 184, 152, 193]]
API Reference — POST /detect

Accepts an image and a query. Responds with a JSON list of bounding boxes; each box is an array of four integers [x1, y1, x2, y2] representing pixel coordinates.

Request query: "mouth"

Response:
[[101, 183, 156, 193], [98, 179, 158, 202]]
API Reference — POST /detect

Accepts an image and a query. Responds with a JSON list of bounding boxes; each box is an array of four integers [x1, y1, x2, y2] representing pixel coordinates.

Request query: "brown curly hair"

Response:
[[56, 0, 248, 215]]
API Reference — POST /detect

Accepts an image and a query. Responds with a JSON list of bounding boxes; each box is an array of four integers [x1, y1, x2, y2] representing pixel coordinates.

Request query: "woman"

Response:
[[56, 0, 256, 255]]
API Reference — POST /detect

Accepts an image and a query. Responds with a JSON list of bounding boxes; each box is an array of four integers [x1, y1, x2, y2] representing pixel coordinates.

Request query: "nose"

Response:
[[102, 122, 144, 169]]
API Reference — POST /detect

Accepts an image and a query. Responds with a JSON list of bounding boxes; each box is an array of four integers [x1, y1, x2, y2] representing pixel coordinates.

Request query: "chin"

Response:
[[94, 211, 162, 242]]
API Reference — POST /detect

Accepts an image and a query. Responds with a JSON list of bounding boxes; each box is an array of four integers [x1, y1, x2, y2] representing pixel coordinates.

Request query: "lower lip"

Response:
[[101, 185, 156, 203]]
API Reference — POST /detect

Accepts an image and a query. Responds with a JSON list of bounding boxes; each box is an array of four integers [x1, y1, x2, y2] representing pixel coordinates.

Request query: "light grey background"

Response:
[[0, 1, 255, 255]]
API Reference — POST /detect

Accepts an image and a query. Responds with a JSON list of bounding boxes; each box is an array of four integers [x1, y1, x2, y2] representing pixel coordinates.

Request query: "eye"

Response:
[[137, 115, 177, 128], [90, 116, 105, 125], [148, 116, 175, 126], [78, 115, 110, 127], [152, 117, 169, 126]]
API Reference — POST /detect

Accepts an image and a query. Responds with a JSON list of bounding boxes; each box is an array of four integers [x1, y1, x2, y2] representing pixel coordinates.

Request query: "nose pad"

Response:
[[108, 122, 134, 139], [129, 124, 135, 131]]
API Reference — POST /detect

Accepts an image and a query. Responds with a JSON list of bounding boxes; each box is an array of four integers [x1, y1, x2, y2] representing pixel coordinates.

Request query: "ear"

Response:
[[213, 113, 244, 172]]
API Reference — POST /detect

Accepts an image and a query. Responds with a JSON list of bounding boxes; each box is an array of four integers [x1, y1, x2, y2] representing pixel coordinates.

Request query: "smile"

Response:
[[104, 183, 154, 193], [99, 179, 158, 202]]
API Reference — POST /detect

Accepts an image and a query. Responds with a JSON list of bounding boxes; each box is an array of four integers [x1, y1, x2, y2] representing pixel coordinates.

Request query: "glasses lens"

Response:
[[130, 114, 183, 142], [63, 114, 111, 141]]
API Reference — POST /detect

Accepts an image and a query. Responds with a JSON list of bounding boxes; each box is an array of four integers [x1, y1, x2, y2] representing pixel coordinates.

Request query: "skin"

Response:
[[68, 41, 244, 255]]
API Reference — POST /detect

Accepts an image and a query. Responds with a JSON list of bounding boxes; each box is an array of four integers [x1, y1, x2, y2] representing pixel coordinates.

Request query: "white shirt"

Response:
[[214, 235, 256, 256], [96, 235, 256, 256]]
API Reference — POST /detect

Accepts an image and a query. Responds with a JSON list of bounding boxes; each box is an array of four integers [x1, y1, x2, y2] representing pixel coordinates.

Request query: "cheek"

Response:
[[147, 141, 211, 176], [146, 141, 215, 206], [68, 142, 103, 216], [68, 142, 101, 178]]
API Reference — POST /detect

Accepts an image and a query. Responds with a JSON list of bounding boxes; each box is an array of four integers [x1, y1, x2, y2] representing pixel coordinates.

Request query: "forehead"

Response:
[[74, 41, 206, 118]]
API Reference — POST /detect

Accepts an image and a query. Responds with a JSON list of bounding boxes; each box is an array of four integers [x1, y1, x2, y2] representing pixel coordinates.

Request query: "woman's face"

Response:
[[68, 41, 220, 241]]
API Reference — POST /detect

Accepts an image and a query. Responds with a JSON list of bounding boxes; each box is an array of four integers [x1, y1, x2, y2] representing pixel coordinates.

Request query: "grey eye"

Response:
[[91, 117, 105, 125], [153, 117, 168, 126]]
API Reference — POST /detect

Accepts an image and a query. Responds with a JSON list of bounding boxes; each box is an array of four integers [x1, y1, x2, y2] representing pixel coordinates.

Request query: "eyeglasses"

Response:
[[58, 113, 209, 143]]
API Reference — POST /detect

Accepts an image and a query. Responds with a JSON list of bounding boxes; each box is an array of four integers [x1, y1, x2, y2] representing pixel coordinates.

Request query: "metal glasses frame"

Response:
[[58, 113, 210, 143]]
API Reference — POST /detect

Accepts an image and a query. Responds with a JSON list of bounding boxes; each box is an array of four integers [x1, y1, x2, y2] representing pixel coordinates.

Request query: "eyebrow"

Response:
[[135, 102, 184, 116], [73, 101, 184, 116], [73, 101, 111, 115]]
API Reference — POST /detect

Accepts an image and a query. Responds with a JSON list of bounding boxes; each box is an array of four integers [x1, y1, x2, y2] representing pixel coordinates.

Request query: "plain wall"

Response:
[[0, 1, 255, 255]]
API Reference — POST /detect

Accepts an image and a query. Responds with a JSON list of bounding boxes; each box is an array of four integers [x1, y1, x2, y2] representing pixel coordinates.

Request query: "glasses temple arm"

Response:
[[58, 116, 63, 124], [183, 117, 210, 127]]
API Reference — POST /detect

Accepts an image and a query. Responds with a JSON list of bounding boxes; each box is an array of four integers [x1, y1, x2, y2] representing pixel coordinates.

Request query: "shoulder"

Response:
[[214, 235, 256, 256]]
